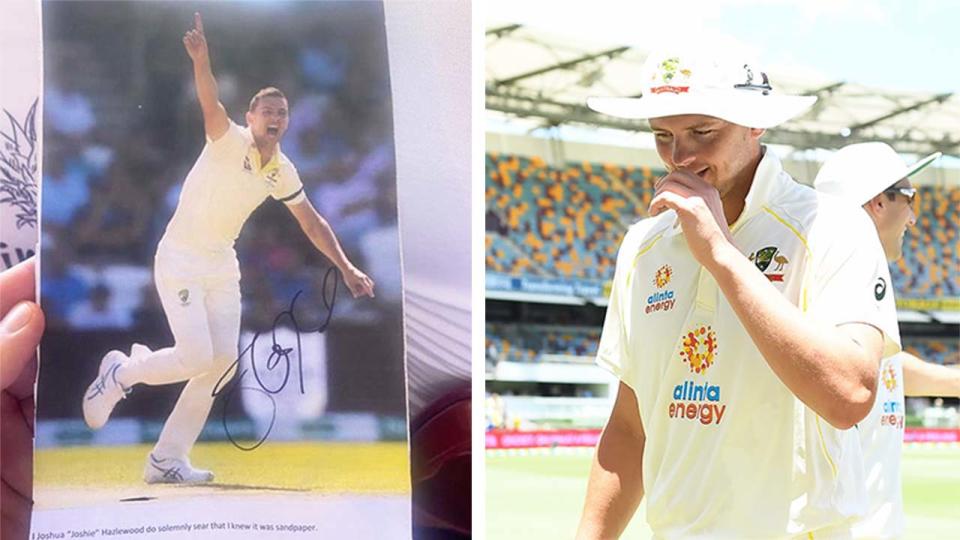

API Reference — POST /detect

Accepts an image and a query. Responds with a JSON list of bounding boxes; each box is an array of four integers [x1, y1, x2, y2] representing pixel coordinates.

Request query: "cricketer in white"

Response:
[[815, 142, 960, 539], [81, 12, 375, 484]]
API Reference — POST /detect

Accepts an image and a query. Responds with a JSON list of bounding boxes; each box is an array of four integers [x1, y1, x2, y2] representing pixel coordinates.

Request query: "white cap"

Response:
[[587, 49, 816, 129], [814, 142, 941, 206]]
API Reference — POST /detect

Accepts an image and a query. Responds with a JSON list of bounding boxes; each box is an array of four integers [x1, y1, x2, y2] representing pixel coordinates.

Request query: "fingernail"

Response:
[[1, 302, 34, 333]]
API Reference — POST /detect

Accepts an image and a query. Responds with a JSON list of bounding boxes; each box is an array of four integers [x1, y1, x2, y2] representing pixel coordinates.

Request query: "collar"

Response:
[[242, 126, 282, 174], [730, 146, 785, 231], [252, 146, 281, 175]]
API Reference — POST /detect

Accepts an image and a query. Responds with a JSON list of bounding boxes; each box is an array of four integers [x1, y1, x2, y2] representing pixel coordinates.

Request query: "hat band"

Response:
[[651, 86, 690, 95]]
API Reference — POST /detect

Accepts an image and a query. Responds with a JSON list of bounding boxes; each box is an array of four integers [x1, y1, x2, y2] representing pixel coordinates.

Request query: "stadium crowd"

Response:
[[486, 152, 959, 299]]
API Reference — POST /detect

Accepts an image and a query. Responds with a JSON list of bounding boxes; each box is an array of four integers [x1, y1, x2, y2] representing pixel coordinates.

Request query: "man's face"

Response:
[[246, 95, 289, 146], [649, 115, 765, 197], [869, 179, 917, 262]]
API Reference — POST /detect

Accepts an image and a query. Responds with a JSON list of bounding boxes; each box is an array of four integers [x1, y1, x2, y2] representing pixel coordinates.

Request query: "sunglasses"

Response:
[[883, 186, 917, 205]]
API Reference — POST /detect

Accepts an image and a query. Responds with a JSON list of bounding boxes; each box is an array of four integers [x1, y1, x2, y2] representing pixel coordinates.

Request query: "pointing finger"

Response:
[[194, 12, 204, 33]]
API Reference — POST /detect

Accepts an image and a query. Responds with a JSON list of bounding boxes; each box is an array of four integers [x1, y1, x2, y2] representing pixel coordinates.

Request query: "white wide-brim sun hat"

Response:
[[814, 142, 941, 206], [587, 50, 816, 129]]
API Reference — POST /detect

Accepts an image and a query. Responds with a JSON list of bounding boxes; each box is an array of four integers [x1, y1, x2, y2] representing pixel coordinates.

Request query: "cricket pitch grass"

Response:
[[35, 441, 410, 510], [486, 444, 960, 539]]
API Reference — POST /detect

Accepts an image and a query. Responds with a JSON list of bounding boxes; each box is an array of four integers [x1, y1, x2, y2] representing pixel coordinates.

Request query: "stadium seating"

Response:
[[486, 153, 960, 301], [485, 153, 657, 280], [486, 323, 600, 364], [894, 186, 960, 298], [903, 337, 960, 366]]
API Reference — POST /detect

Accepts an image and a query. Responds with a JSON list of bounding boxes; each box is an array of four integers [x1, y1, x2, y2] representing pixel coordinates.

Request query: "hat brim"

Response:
[[905, 151, 942, 179], [587, 92, 816, 129]]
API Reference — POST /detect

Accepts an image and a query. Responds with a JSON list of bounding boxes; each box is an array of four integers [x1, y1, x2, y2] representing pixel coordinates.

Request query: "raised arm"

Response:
[[286, 197, 375, 299], [902, 352, 960, 397], [183, 12, 229, 141], [576, 382, 646, 540]]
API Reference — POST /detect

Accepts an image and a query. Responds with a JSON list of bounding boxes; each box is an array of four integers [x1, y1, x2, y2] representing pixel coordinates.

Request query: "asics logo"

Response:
[[85, 363, 129, 401], [85, 363, 119, 400], [150, 456, 185, 483]]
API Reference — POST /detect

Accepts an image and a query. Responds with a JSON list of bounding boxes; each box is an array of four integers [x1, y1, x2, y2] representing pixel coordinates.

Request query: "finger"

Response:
[[0, 258, 36, 316], [649, 191, 687, 217], [0, 478, 32, 540], [347, 281, 361, 298], [0, 302, 44, 390], [660, 170, 706, 192], [650, 182, 694, 214], [653, 174, 669, 190], [2, 386, 35, 498], [7, 339, 37, 404], [195, 12, 204, 33]]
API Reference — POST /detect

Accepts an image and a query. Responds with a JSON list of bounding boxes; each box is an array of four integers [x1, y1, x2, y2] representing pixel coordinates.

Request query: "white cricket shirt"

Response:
[[163, 121, 306, 252], [597, 150, 901, 540], [852, 352, 906, 540]]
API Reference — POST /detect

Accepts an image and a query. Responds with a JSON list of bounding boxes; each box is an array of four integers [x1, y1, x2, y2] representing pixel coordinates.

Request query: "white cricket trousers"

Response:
[[120, 239, 241, 459]]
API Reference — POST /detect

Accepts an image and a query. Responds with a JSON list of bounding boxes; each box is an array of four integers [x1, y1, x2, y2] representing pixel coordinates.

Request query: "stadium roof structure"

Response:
[[486, 24, 960, 158]]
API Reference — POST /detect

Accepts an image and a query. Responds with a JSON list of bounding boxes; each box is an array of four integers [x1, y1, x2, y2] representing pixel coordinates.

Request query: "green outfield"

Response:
[[35, 441, 410, 510], [486, 445, 960, 539]]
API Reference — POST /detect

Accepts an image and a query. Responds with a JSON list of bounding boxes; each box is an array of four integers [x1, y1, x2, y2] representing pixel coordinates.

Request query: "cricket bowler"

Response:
[[82, 13, 375, 484]]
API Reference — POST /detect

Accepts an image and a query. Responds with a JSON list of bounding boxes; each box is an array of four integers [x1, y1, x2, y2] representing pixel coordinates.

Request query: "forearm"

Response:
[[577, 383, 645, 540], [903, 352, 960, 397], [304, 216, 354, 272], [707, 243, 879, 428], [577, 424, 644, 539], [192, 58, 221, 113]]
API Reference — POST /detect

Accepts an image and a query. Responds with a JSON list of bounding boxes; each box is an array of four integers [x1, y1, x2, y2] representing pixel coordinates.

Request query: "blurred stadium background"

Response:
[[36, 0, 407, 499], [483, 22, 960, 539]]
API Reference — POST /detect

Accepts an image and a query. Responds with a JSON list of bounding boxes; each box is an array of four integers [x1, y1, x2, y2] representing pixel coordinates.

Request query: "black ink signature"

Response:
[[0, 99, 39, 231], [212, 266, 339, 451]]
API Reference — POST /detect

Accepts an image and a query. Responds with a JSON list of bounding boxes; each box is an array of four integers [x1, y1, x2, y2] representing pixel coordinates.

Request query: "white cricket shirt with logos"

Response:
[[162, 120, 306, 253], [597, 150, 901, 540], [852, 351, 906, 540]]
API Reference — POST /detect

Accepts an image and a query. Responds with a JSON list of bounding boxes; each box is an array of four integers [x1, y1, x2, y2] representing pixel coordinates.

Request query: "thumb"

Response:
[[1, 301, 45, 390]]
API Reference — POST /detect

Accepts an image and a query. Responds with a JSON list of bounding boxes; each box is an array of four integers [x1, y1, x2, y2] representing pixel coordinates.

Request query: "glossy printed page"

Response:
[[33, 1, 409, 538]]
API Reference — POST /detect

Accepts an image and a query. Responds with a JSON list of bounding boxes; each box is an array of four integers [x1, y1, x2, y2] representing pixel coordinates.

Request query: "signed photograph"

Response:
[[34, 1, 408, 537]]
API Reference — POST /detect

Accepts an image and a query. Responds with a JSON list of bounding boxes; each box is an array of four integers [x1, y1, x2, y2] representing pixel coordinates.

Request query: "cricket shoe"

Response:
[[144, 454, 215, 485], [82, 350, 131, 430]]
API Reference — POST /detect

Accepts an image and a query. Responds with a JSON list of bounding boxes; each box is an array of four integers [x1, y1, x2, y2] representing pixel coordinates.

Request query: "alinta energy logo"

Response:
[[669, 324, 726, 425], [646, 264, 676, 314], [880, 363, 903, 430], [883, 364, 897, 391]]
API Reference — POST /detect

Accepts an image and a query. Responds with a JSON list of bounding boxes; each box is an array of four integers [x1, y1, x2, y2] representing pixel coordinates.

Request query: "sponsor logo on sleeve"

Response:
[[668, 324, 726, 425], [880, 363, 904, 430], [646, 264, 677, 314], [178, 288, 191, 306], [242, 155, 253, 173], [748, 246, 788, 282]]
